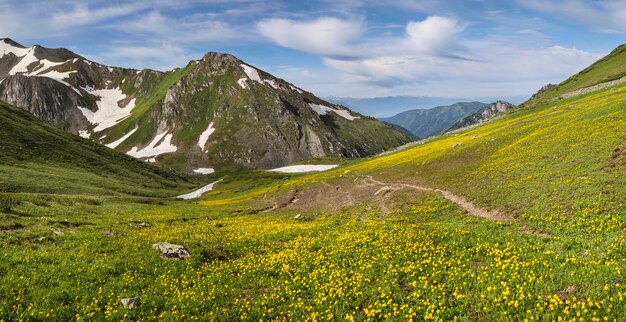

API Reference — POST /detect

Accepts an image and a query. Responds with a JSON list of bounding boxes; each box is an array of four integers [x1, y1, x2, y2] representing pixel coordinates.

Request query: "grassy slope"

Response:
[[0, 100, 197, 196], [1, 51, 626, 320], [530, 44, 626, 102]]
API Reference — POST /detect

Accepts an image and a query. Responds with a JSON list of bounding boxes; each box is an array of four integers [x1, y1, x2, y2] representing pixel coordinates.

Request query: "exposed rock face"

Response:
[[448, 101, 515, 131], [531, 84, 556, 100], [0, 38, 411, 172], [0, 75, 89, 131]]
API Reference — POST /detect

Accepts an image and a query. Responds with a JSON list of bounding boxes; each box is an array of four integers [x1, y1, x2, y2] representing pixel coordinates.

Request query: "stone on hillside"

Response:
[[121, 296, 140, 309], [152, 242, 191, 260], [294, 213, 303, 220], [52, 230, 63, 236]]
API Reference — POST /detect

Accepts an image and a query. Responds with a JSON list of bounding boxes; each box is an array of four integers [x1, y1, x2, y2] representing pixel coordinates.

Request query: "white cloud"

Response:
[[257, 17, 364, 58], [259, 15, 601, 99], [405, 16, 462, 54]]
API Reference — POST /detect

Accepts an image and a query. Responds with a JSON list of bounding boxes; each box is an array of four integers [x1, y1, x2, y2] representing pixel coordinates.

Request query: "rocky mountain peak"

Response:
[[1, 38, 25, 48], [202, 51, 239, 62]]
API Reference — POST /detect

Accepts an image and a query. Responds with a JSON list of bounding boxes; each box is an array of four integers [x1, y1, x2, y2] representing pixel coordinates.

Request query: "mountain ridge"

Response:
[[448, 100, 515, 131], [0, 39, 411, 173]]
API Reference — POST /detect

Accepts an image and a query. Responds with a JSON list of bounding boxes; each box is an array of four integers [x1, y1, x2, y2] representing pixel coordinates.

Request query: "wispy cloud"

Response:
[[520, 0, 626, 33], [50, 2, 147, 29], [257, 17, 365, 59]]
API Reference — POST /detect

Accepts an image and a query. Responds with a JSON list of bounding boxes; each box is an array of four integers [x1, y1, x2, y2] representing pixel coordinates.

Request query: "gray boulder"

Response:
[[121, 296, 140, 309], [152, 242, 190, 260]]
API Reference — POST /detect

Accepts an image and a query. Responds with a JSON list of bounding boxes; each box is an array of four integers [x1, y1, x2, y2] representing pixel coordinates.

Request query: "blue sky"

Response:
[[1, 0, 625, 99]]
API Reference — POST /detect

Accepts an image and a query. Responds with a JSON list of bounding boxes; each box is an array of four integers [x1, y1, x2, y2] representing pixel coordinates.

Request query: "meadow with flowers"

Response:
[[1, 78, 625, 320]]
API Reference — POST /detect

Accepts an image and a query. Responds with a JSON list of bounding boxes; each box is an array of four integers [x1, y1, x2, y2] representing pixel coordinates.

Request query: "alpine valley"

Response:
[[0, 38, 410, 173], [1, 23, 626, 322]]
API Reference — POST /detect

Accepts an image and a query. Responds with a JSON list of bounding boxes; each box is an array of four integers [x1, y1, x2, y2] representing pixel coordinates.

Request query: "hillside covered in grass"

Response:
[[529, 44, 626, 102], [1, 44, 626, 321], [0, 100, 196, 196]]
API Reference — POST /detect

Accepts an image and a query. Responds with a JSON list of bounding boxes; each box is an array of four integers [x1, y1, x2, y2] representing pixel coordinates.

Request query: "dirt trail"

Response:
[[261, 173, 513, 221], [363, 175, 513, 221]]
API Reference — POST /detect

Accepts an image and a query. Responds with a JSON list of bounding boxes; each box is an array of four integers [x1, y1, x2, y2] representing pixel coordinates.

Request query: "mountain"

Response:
[[448, 100, 515, 131], [325, 95, 527, 117], [379, 101, 486, 138], [528, 44, 626, 102], [0, 99, 195, 196], [0, 39, 411, 173], [380, 122, 420, 140]]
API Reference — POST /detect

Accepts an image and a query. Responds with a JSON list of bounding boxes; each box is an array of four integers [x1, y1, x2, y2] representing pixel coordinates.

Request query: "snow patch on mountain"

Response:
[[78, 130, 90, 138], [0, 41, 29, 58], [78, 88, 136, 132], [8, 47, 38, 74], [290, 85, 303, 93], [241, 64, 262, 82], [105, 127, 138, 149], [2, 44, 81, 94], [269, 164, 339, 173], [176, 180, 222, 200], [264, 79, 279, 89], [192, 168, 215, 174], [237, 78, 248, 89], [197, 122, 215, 151], [308, 103, 359, 121], [127, 131, 177, 158]]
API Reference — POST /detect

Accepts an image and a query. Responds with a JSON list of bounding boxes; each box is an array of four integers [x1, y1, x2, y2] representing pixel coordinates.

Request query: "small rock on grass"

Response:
[[294, 214, 303, 220], [52, 230, 63, 236], [121, 296, 140, 309], [152, 242, 190, 260]]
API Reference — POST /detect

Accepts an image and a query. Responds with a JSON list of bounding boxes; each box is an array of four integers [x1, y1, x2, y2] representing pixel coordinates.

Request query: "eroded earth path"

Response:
[[265, 172, 514, 221]]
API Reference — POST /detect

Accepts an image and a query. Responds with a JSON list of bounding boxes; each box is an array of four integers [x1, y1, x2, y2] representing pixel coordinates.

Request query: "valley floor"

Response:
[[1, 171, 625, 321], [1, 81, 626, 321]]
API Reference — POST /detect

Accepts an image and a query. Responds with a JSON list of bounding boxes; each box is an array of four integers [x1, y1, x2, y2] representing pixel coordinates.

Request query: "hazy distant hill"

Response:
[[379, 102, 487, 138]]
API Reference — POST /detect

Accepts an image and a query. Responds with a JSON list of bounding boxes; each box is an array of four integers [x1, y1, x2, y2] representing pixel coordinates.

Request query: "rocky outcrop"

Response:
[[448, 101, 515, 131], [0, 75, 90, 131], [531, 84, 556, 100]]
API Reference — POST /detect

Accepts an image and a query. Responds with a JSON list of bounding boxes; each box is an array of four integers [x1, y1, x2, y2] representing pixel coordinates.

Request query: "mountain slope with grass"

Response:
[[380, 101, 486, 138], [1, 43, 626, 321], [0, 38, 411, 173], [528, 44, 626, 103], [0, 100, 195, 196]]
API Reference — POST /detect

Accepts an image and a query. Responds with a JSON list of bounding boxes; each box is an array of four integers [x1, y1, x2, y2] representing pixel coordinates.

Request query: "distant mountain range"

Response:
[[379, 102, 487, 138], [326, 95, 527, 118], [0, 38, 411, 173]]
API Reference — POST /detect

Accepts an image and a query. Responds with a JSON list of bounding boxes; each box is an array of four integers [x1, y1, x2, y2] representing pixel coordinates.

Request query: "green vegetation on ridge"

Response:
[[531, 44, 626, 102], [0, 100, 196, 196]]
